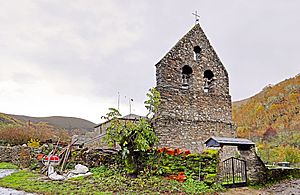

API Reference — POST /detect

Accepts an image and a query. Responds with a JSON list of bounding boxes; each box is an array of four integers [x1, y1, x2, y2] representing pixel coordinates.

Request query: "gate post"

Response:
[[244, 160, 247, 184], [232, 157, 235, 184]]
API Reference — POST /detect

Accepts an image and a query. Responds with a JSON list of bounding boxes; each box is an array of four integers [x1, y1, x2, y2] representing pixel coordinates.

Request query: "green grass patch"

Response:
[[0, 166, 224, 194], [0, 162, 18, 169]]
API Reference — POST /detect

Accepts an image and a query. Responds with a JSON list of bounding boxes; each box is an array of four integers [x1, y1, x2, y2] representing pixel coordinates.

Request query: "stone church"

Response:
[[154, 23, 234, 152]]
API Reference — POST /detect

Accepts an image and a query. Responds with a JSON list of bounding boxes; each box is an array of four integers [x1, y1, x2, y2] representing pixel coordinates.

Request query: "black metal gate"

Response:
[[221, 157, 247, 187]]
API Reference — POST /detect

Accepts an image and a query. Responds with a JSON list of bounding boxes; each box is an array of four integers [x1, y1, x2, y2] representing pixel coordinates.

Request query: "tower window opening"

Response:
[[182, 65, 193, 89], [193, 46, 201, 61], [203, 70, 215, 93]]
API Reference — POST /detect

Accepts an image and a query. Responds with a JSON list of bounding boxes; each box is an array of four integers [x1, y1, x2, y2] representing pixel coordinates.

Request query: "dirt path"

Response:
[[0, 169, 35, 195], [220, 179, 300, 195], [265, 179, 300, 195]]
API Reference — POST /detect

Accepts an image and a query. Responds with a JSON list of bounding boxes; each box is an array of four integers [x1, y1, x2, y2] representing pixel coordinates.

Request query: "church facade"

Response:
[[154, 24, 234, 152]]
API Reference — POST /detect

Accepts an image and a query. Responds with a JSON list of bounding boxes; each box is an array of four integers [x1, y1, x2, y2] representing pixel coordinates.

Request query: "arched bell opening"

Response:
[[203, 69, 216, 93], [193, 46, 201, 61], [182, 65, 193, 89]]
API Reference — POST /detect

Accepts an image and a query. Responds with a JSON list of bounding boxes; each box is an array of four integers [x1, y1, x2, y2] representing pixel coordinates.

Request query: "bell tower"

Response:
[[154, 24, 234, 152]]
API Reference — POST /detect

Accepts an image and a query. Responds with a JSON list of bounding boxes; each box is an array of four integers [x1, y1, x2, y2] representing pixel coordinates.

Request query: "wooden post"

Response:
[[60, 138, 77, 172]]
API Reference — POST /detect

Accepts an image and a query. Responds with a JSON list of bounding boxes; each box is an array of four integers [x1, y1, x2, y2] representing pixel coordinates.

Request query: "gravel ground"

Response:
[[220, 179, 300, 195], [266, 179, 300, 195], [0, 169, 35, 195]]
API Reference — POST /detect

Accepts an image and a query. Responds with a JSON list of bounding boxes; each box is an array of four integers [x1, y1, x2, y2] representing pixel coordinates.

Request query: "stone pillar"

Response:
[[239, 146, 267, 184]]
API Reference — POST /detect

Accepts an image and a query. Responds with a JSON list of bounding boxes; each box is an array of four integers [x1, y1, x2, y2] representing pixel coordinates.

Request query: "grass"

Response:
[[221, 175, 246, 185], [0, 162, 18, 169], [0, 166, 224, 194]]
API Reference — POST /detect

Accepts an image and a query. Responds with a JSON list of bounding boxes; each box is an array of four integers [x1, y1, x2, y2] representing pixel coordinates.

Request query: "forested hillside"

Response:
[[233, 74, 300, 164], [0, 113, 23, 127], [0, 113, 70, 145], [233, 74, 300, 137], [8, 114, 96, 131]]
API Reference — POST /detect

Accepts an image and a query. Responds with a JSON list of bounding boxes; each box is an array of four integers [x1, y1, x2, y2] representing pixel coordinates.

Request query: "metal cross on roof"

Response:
[[192, 11, 200, 24]]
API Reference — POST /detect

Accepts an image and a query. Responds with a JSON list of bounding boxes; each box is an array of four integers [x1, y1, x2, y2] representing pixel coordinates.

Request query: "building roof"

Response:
[[204, 136, 255, 147], [94, 114, 145, 128], [121, 114, 144, 120]]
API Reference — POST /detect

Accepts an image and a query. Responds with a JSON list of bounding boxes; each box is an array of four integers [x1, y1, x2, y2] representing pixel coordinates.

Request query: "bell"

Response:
[[182, 78, 188, 86], [204, 83, 209, 93], [182, 78, 189, 89]]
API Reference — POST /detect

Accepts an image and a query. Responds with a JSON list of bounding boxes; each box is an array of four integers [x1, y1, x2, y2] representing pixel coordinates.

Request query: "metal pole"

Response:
[[129, 99, 131, 114], [232, 158, 235, 184]]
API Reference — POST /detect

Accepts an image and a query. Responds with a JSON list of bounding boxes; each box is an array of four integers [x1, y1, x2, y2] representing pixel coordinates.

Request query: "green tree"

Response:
[[144, 87, 161, 120], [103, 88, 160, 176]]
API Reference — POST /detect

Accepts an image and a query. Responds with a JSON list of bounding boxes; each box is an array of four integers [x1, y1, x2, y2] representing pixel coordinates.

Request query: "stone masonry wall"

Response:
[[154, 24, 233, 153], [0, 146, 31, 168], [239, 146, 267, 184]]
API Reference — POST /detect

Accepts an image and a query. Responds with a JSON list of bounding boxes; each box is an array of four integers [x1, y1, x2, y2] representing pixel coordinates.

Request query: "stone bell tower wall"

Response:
[[154, 24, 234, 153]]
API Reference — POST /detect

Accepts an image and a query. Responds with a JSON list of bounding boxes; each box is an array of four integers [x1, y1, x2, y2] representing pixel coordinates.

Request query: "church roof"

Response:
[[122, 114, 145, 120], [94, 113, 145, 128], [204, 136, 255, 147]]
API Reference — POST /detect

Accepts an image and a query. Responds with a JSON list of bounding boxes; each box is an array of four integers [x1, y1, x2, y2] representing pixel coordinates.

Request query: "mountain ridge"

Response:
[[2, 113, 96, 131]]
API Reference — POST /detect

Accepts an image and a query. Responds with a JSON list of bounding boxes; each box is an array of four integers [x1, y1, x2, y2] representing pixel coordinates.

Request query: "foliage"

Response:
[[262, 127, 277, 141], [0, 122, 70, 145], [103, 88, 160, 175], [257, 131, 300, 164], [233, 74, 300, 138], [0, 162, 18, 169], [181, 177, 209, 193], [144, 87, 161, 119], [233, 75, 300, 164], [27, 138, 40, 148], [140, 149, 219, 183]]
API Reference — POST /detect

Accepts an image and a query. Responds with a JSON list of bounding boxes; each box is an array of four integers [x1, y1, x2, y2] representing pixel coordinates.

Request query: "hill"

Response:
[[0, 113, 23, 127], [2, 113, 96, 131], [232, 74, 300, 163], [233, 74, 300, 138]]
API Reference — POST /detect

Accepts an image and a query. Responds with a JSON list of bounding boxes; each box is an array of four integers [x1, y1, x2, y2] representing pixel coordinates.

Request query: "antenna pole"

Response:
[[129, 99, 131, 114], [117, 92, 120, 111], [129, 98, 133, 114]]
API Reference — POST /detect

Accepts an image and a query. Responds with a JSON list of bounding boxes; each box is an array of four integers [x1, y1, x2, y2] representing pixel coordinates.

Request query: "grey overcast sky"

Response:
[[0, 0, 299, 123]]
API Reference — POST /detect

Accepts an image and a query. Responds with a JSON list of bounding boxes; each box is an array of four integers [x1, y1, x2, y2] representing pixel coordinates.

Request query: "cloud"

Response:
[[0, 0, 299, 122]]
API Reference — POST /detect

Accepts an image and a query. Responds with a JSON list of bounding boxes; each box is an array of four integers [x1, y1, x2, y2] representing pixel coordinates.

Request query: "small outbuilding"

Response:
[[204, 136, 266, 185], [204, 136, 255, 150]]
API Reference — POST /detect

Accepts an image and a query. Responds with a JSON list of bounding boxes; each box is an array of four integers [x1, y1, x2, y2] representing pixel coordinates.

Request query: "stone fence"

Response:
[[267, 168, 300, 181], [0, 146, 118, 169], [0, 146, 31, 168]]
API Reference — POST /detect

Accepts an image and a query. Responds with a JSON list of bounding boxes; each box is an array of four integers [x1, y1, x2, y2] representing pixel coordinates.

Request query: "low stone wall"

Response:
[[267, 168, 300, 181], [0, 146, 31, 168]]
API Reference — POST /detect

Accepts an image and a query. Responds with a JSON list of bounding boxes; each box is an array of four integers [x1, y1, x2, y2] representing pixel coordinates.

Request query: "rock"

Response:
[[48, 165, 65, 181], [65, 164, 92, 179], [71, 164, 89, 174]]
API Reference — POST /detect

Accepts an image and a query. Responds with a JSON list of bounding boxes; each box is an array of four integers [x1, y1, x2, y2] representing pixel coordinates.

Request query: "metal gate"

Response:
[[221, 157, 247, 187]]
